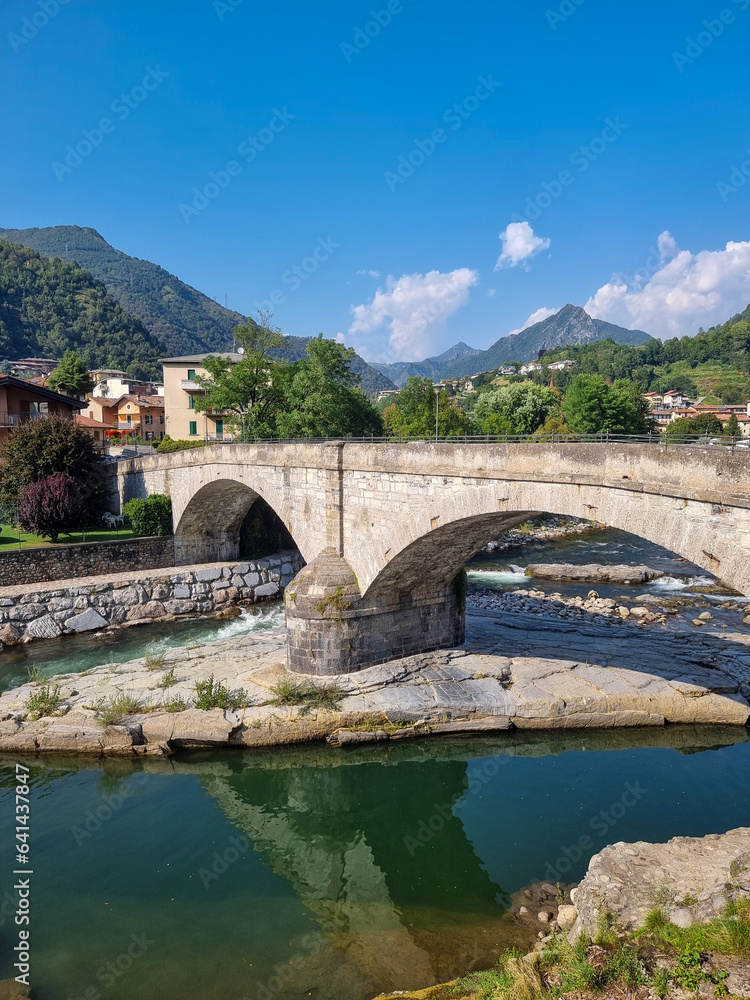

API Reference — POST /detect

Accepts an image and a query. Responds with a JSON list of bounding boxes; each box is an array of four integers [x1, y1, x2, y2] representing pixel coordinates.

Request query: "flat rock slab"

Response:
[[525, 562, 664, 584], [570, 826, 750, 938], [0, 608, 748, 755]]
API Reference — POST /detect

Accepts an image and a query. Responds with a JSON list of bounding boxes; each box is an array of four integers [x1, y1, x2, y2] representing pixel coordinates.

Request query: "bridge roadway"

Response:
[[114, 440, 750, 674]]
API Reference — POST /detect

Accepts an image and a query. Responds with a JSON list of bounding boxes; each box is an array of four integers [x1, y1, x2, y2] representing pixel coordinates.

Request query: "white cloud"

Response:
[[348, 268, 479, 360], [495, 221, 551, 270], [356, 269, 381, 278], [487, 288, 496, 297], [585, 236, 750, 339], [508, 306, 558, 337], [335, 332, 345, 344]]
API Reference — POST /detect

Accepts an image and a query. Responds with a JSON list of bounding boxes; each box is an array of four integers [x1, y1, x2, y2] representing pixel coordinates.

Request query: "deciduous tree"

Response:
[[17, 473, 87, 543]]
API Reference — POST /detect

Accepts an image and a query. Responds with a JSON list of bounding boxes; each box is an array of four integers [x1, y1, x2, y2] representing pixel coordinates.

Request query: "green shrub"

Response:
[[123, 495, 172, 536], [97, 692, 141, 726], [156, 436, 206, 454], [269, 677, 343, 714], [194, 674, 250, 710], [163, 695, 186, 713], [27, 683, 62, 720], [157, 666, 176, 688]]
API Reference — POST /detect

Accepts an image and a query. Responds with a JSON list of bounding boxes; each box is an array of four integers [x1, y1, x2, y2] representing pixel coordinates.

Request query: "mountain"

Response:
[[0, 239, 162, 378], [444, 305, 654, 378], [371, 341, 482, 387], [0, 225, 244, 357], [273, 336, 395, 396], [0, 225, 395, 395]]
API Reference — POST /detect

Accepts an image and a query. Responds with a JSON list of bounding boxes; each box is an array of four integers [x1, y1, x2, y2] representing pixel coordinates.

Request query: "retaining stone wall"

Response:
[[0, 536, 176, 587], [0, 551, 303, 648]]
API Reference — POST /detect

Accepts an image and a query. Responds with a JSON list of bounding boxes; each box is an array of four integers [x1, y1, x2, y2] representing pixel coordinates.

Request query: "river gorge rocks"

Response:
[[569, 826, 750, 940], [1, 607, 749, 755], [0, 552, 303, 647], [525, 562, 665, 584]]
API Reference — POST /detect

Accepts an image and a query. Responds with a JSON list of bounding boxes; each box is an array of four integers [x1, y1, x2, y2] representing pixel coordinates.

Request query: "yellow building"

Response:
[[160, 353, 241, 441]]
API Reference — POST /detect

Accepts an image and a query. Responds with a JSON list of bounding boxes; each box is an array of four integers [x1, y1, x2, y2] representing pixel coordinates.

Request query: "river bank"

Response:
[[375, 826, 750, 1000], [2, 599, 749, 755]]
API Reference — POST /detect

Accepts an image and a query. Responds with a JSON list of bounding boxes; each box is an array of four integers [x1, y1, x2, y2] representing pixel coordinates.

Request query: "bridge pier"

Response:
[[285, 549, 465, 675]]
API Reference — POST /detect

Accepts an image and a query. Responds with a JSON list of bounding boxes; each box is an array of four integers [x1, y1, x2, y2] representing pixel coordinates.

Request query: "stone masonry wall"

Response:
[[0, 551, 304, 648], [0, 536, 176, 587]]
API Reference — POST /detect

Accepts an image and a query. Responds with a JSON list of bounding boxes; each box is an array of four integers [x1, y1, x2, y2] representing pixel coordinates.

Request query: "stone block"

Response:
[[127, 601, 166, 621], [65, 608, 109, 633], [25, 615, 62, 640], [47, 597, 74, 613], [255, 582, 280, 599], [195, 567, 222, 582], [244, 572, 261, 588], [9, 604, 46, 622], [173, 584, 191, 599]]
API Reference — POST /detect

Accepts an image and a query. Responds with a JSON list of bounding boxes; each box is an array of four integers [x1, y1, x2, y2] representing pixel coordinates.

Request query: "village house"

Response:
[[643, 391, 664, 409], [160, 353, 240, 441], [519, 362, 544, 375], [91, 370, 164, 399], [661, 389, 692, 409], [113, 394, 165, 441], [74, 413, 110, 452], [546, 359, 576, 372], [499, 365, 517, 376], [0, 374, 85, 446]]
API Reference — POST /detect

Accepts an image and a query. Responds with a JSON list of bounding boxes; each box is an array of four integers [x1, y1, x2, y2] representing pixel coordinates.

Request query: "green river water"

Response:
[[1, 730, 749, 999]]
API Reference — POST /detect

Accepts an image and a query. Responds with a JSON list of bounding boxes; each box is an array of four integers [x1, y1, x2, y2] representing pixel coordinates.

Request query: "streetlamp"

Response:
[[432, 383, 442, 440]]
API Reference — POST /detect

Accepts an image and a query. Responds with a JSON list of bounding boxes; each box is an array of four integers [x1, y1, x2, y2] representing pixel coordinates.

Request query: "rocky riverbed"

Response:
[[2, 600, 749, 755]]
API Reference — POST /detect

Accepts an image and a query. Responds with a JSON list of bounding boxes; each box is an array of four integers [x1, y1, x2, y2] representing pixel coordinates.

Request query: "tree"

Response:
[[474, 383, 558, 435], [666, 414, 723, 439], [563, 374, 651, 434], [382, 377, 471, 437], [727, 413, 740, 437], [17, 473, 87, 543], [277, 335, 382, 437], [0, 413, 106, 517], [47, 350, 94, 397], [193, 313, 289, 439]]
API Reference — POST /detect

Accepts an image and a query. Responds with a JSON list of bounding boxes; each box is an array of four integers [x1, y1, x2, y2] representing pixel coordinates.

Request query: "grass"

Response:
[[194, 674, 251, 711], [144, 652, 167, 671], [162, 695, 186, 713], [95, 692, 142, 726], [26, 664, 46, 685], [0, 523, 136, 550], [268, 676, 343, 714], [433, 904, 750, 1000], [156, 667, 176, 688], [26, 683, 62, 720]]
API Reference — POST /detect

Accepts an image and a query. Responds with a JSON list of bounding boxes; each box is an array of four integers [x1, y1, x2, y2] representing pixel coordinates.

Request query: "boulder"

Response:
[[569, 826, 750, 941], [24, 615, 62, 640], [65, 608, 109, 633], [556, 904, 578, 931], [0, 624, 23, 646]]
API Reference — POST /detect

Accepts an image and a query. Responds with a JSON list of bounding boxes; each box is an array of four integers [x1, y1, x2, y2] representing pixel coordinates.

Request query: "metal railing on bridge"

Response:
[[114, 431, 750, 452]]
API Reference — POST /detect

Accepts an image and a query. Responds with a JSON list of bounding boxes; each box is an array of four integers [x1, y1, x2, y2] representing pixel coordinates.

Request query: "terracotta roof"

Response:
[[0, 374, 85, 409], [75, 414, 110, 429]]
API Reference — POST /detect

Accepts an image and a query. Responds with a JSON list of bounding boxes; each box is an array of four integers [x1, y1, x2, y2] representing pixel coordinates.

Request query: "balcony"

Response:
[[181, 380, 204, 392], [0, 411, 61, 428]]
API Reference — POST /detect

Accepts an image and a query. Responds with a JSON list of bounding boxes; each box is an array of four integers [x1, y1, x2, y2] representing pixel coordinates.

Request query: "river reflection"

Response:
[[1, 728, 749, 1000]]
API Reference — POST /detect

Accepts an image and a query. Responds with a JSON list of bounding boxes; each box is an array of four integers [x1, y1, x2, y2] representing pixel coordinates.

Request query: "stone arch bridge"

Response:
[[115, 441, 750, 675]]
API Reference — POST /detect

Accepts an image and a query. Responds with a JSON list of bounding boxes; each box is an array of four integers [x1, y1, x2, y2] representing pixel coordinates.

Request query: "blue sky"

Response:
[[3, 0, 749, 361]]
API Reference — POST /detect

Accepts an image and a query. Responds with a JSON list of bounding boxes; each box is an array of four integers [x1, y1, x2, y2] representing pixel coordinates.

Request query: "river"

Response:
[[2, 729, 749, 999]]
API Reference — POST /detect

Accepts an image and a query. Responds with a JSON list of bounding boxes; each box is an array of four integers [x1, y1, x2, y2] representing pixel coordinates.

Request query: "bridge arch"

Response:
[[359, 477, 750, 600]]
